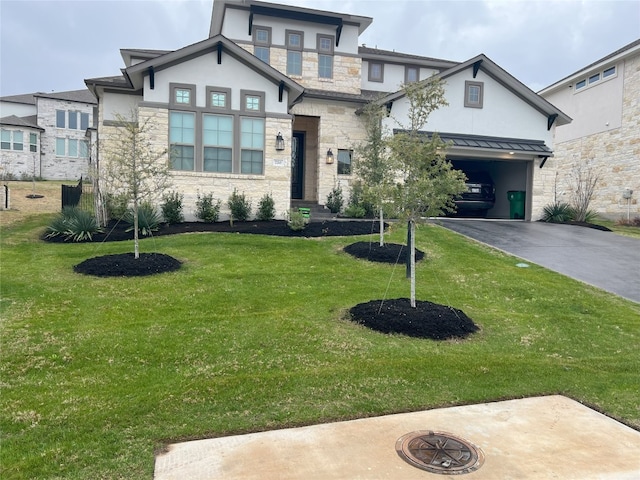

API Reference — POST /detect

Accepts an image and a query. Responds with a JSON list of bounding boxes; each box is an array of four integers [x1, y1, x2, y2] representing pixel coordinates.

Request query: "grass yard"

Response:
[[1, 215, 639, 479]]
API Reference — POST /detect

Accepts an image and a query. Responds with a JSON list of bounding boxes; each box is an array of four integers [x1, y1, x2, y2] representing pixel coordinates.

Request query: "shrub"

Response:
[[195, 192, 221, 223], [124, 203, 161, 236], [161, 191, 184, 224], [228, 189, 252, 221], [617, 216, 640, 227], [46, 207, 103, 242], [287, 209, 308, 231], [326, 185, 344, 214], [344, 204, 366, 218], [105, 193, 129, 221], [542, 202, 574, 223], [256, 193, 276, 221]]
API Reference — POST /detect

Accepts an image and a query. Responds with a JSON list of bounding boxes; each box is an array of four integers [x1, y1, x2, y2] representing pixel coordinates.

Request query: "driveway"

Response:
[[437, 219, 640, 303]]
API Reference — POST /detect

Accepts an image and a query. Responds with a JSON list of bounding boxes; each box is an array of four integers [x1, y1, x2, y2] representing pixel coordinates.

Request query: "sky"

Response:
[[1, 0, 638, 98]]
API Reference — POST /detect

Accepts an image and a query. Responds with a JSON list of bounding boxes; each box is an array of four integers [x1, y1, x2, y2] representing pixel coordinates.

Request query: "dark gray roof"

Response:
[[303, 88, 381, 103], [0, 114, 43, 130], [0, 93, 36, 105], [359, 46, 457, 66], [33, 89, 96, 104], [85, 74, 131, 88], [394, 131, 553, 156]]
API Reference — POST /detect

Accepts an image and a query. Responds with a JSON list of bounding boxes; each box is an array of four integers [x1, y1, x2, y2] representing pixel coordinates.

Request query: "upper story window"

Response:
[[242, 91, 265, 114], [573, 65, 617, 92], [56, 110, 66, 128], [170, 84, 195, 108], [337, 149, 352, 175], [368, 62, 384, 83], [253, 26, 271, 64], [286, 30, 304, 76], [405, 66, 419, 83], [69, 111, 78, 130], [80, 112, 89, 130], [318, 34, 334, 79], [207, 86, 231, 110], [464, 81, 483, 108]]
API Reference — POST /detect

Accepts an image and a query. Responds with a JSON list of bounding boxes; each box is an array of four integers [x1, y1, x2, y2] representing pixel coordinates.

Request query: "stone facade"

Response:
[[543, 51, 640, 220]]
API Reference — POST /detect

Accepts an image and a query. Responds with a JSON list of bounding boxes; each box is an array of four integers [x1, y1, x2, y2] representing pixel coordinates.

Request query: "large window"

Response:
[[337, 149, 352, 175], [68, 111, 78, 130], [169, 112, 195, 171], [30, 133, 38, 152], [56, 138, 66, 156], [286, 30, 303, 76], [318, 34, 334, 79], [240, 118, 264, 174], [203, 114, 233, 172], [253, 26, 271, 64], [79, 140, 89, 158], [464, 81, 483, 108], [81, 112, 89, 130], [68, 139, 78, 157]]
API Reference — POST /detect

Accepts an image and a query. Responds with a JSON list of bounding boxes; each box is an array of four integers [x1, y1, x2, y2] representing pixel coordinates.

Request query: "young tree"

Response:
[[387, 78, 467, 307], [353, 99, 394, 246], [568, 158, 599, 222], [99, 111, 172, 259]]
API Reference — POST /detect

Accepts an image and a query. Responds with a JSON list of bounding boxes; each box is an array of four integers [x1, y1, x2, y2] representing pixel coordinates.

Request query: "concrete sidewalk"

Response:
[[154, 396, 640, 479]]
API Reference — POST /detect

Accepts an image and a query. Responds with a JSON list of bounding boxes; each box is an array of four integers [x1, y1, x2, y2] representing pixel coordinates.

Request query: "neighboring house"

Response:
[[539, 39, 640, 220], [86, 0, 569, 221], [0, 89, 97, 180]]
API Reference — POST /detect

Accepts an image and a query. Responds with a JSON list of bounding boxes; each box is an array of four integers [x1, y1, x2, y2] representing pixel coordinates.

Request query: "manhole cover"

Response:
[[396, 430, 484, 475]]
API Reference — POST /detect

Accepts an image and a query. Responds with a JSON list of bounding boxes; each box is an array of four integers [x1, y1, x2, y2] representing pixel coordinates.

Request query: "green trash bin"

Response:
[[507, 191, 526, 219]]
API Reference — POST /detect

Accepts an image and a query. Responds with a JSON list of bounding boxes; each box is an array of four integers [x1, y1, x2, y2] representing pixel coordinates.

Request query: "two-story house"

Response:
[[0, 89, 97, 180], [86, 0, 569, 221], [539, 39, 640, 220]]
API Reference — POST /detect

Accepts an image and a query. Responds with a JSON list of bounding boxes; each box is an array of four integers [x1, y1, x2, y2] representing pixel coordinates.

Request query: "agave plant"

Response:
[[46, 207, 102, 241], [124, 203, 161, 236], [542, 202, 574, 223]]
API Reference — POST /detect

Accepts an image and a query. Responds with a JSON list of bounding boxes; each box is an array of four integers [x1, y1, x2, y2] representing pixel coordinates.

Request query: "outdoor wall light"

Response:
[[326, 148, 334, 164], [275, 132, 285, 151]]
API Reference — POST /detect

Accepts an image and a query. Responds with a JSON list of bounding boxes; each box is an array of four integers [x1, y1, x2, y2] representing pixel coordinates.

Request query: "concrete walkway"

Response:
[[154, 395, 640, 479], [437, 219, 640, 303]]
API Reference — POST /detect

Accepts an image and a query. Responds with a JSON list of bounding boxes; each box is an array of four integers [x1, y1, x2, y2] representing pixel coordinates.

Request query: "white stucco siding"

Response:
[[543, 66, 624, 143], [385, 70, 552, 145], [103, 92, 141, 121], [0, 101, 36, 118], [221, 7, 360, 55], [143, 53, 289, 114]]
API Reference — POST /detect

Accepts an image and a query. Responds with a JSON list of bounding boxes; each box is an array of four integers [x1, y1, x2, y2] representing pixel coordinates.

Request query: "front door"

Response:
[[291, 132, 304, 199]]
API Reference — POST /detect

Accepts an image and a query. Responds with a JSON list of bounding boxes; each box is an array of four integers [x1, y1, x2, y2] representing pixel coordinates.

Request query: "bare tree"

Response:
[[569, 158, 599, 222], [99, 111, 171, 258]]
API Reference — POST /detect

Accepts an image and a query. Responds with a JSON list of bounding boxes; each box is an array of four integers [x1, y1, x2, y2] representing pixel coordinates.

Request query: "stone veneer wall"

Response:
[[545, 54, 640, 220], [241, 45, 362, 94], [99, 105, 294, 221], [38, 97, 94, 180], [291, 99, 367, 206]]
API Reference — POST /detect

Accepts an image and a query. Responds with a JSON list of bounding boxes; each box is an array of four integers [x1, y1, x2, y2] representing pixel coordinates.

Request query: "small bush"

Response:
[[124, 203, 161, 236], [616, 216, 640, 227], [542, 202, 574, 223], [195, 192, 221, 223], [46, 207, 103, 242], [256, 193, 276, 221], [344, 204, 366, 218], [287, 209, 308, 231], [228, 189, 252, 221], [106, 193, 129, 221], [161, 191, 184, 224], [326, 185, 344, 214]]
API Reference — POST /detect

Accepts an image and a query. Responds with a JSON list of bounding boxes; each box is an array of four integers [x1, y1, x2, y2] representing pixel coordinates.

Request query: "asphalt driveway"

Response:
[[436, 219, 640, 303]]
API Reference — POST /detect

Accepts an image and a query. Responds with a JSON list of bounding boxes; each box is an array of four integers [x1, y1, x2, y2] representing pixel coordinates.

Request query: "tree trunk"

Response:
[[409, 219, 416, 308], [133, 197, 139, 259], [406, 220, 412, 279], [379, 206, 384, 247]]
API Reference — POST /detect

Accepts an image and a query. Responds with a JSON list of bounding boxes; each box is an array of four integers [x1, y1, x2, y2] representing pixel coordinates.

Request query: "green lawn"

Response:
[[1, 216, 639, 479]]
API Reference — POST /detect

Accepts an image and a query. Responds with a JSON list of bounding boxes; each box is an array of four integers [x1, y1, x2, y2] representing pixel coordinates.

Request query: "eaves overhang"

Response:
[[124, 34, 304, 107]]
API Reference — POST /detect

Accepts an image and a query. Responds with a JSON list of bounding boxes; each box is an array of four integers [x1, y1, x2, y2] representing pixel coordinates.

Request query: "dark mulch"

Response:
[[537, 220, 612, 232], [74, 253, 182, 277], [343, 241, 425, 264], [349, 298, 480, 340], [44, 220, 386, 243]]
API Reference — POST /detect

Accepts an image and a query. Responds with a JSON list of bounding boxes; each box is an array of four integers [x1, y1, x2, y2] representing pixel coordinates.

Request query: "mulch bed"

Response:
[[349, 298, 479, 340], [343, 241, 425, 264], [74, 253, 182, 277]]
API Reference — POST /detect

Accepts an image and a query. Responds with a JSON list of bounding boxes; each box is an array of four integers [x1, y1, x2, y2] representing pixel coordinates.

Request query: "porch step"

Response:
[[291, 201, 337, 221]]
